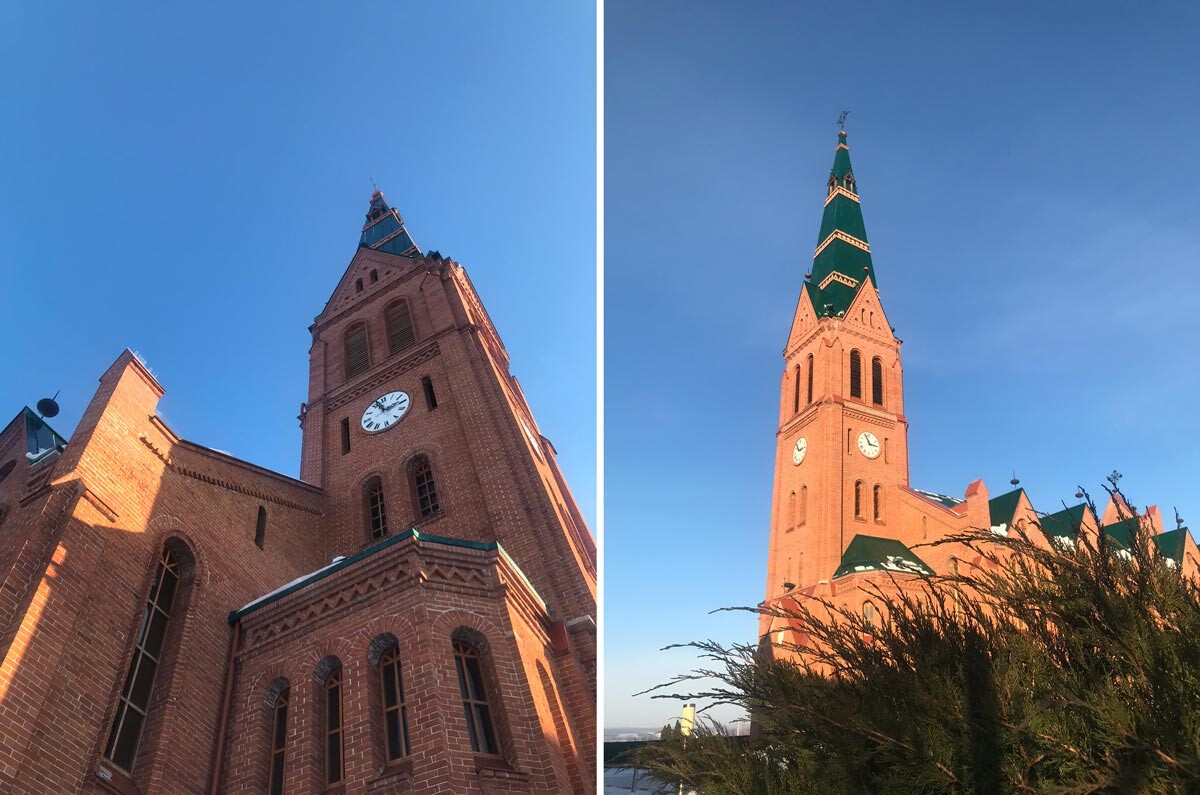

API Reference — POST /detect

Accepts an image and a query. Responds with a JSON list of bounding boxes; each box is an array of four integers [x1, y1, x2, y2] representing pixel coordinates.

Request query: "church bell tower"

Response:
[[764, 129, 911, 601]]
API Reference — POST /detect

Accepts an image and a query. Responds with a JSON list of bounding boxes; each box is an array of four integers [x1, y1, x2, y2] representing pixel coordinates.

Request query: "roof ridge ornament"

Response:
[[837, 109, 849, 131]]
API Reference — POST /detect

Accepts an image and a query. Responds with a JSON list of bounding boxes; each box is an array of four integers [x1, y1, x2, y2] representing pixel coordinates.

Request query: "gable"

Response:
[[843, 279, 893, 339], [319, 248, 426, 323]]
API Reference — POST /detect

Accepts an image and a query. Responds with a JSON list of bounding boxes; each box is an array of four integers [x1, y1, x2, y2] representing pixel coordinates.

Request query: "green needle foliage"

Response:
[[637, 485, 1200, 794]]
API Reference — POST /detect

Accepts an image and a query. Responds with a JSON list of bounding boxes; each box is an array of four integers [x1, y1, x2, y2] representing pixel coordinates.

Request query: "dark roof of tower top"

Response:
[[359, 189, 422, 258], [804, 129, 877, 318]]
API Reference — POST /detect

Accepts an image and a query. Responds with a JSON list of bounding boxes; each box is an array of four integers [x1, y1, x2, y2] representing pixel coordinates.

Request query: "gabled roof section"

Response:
[[359, 190, 421, 258], [988, 488, 1025, 528], [803, 129, 876, 319], [833, 534, 935, 579], [1153, 527, 1189, 565], [1039, 503, 1087, 543]]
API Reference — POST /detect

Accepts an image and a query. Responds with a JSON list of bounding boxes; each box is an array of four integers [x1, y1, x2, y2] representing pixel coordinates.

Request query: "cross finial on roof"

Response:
[[837, 110, 849, 130]]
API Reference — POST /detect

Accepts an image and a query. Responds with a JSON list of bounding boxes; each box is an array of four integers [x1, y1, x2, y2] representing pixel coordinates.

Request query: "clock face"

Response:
[[791, 437, 808, 466], [361, 391, 411, 433], [857, 431, 881, 459]]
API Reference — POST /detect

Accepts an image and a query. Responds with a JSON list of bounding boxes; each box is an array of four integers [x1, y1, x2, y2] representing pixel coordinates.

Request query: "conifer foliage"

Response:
[[638, 484, 1200, 793]]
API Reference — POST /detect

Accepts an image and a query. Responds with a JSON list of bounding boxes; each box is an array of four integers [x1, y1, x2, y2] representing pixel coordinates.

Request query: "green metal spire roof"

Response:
[[988, 488, 1025, 528], [833, 534, 935, 579], [359, 190, 421, 257], [1039, 503, 1087, 543], [803, 129, 876, 318]]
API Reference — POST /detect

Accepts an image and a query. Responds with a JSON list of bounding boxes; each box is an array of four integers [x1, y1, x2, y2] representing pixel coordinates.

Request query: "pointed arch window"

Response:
[[854, 481, 864, 519], [873, 484, 882, 522], [792, 365, 801, 413], [849, 350, 862, 399], [454, 640, 499, 755], [385, 300, 416, 355], [408, 455, 440, 519], [267, 688, 289, 795], [379, 645, 411, 762], [344, 322, 370, 379], [871, 356, 883, 406], [365, 476, 388, 540], [104, 545, 186, 774], [806, 354, 814, 404], [863, 601, 876, 629], [323, 666, 344, 786]]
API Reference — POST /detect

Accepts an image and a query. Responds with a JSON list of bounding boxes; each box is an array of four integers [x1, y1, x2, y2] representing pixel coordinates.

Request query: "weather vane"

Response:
[[837, 110, 849, 130]]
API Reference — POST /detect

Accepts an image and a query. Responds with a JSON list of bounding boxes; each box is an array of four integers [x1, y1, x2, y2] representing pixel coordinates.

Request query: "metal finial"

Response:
[[837, 110, 849, 130], [1010, 470, 1020, 486], [370, 177, 379, 195]]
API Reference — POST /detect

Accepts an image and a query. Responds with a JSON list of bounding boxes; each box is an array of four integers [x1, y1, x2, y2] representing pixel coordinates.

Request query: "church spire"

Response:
[[359, 188, 422, 257], [805, 129, 875, 318]]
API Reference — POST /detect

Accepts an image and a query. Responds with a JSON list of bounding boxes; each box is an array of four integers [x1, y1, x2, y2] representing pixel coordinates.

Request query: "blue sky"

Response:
[[0, 3, 596, 526], [605, 0, 1200, 728]]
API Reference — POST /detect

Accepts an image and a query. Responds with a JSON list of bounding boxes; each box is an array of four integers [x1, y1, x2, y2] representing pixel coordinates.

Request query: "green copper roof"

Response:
[[1039, 503, 1087, 542], [988, 488, 1025, 528], [802, 130, 877, 318], [833, 534, 935, 579], [1101, 521, 1136, 551], [1153, 528, 1189, 564], [359, 191, 421, 257]]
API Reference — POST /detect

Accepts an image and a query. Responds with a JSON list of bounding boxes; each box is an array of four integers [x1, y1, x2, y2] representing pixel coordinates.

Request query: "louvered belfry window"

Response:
[[871, 356, 884, 406], [104, 546, 183, 773], [806, 354, 814, 404], [409, 455, 440, 518], [849, 350, 862, 399], [344, 322, 370, 379], [385, 301, 416, 355]]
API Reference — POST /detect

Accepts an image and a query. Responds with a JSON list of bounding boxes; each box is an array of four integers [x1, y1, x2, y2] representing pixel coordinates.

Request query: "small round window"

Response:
[[0, 460, 14, 483]]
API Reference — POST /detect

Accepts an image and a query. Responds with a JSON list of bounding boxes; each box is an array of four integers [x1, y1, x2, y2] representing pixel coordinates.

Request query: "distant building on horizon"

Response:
[[0, 191, 596, 794], [760, 129, 1199, 649]]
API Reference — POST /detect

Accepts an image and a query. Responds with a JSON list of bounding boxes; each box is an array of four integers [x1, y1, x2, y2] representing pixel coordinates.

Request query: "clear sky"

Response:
[[605, 0, 1200, 728], [0, 2, 596, 526]]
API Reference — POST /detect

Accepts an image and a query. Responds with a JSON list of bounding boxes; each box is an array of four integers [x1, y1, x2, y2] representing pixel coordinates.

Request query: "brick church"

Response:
[[0, 192, 596, 794], [761, 128, 1199, 646]]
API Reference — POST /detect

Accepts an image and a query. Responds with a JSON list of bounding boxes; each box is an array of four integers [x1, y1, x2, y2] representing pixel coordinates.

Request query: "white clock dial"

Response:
[[360, 391, 411, 433], [791, 437, 808, 466], [857, 431, 881, 459]]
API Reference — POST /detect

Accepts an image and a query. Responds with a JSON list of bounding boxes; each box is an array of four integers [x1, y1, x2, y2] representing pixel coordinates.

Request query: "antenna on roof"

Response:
[[837, 110, 849, 130], [1010, 470, 1020, 486], [36, 390, 60, 419]]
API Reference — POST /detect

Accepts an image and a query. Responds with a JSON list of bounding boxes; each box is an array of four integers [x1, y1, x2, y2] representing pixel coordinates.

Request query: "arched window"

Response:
[[792, 365, 800, 413], [255, 506, 267, 550], [871, 356, 883, 406], [453, 640, 499, 755], [104, 544, 189, 774], [408, 455, 440, 519], [854, 481, 864, 519], [806, 354, 814, 404], [849, 350, 862, 399], [365, 476, 388, 540], [787, 490, 796, 528], [799, 485, 808, 525], [344, 322, 370, 379], [385, 300, 416, 355], [267, 687, 289, 795], [863, 602, 876, 629], [323, 665, 344, 786], [379, 645, 411, 762], [873, 484, 882, 521]]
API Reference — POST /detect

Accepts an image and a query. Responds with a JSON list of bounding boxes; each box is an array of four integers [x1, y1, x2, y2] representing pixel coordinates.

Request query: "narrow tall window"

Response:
[[344, 322, 370, 379], [385, 300, 416, 355], [409, 455, 440, 518], [849, 350, 862, 399], [871, 356, 883, 406], [863, 602, 876, 629], [355, 278, 364, 293], [854, 481, 864, 519], [340, 418, 351, 454], [255, 506, 267, 550], [324, 668, 344, 786], [268, 688, 289, 795], [369, 268, 378, 283], [365, 477, 388, 540], [873, 484, 882, 521], [380, 646, 411, 762], [422, 375, 438, 410], [104, 546, 184, 773], [787, 491, 796, 528], [800, 485, 808, 525], [792, 365, 800, 413], [0, 504, 8, 529], [806, 354, 814, 404], [454, 641, 499, 755]]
